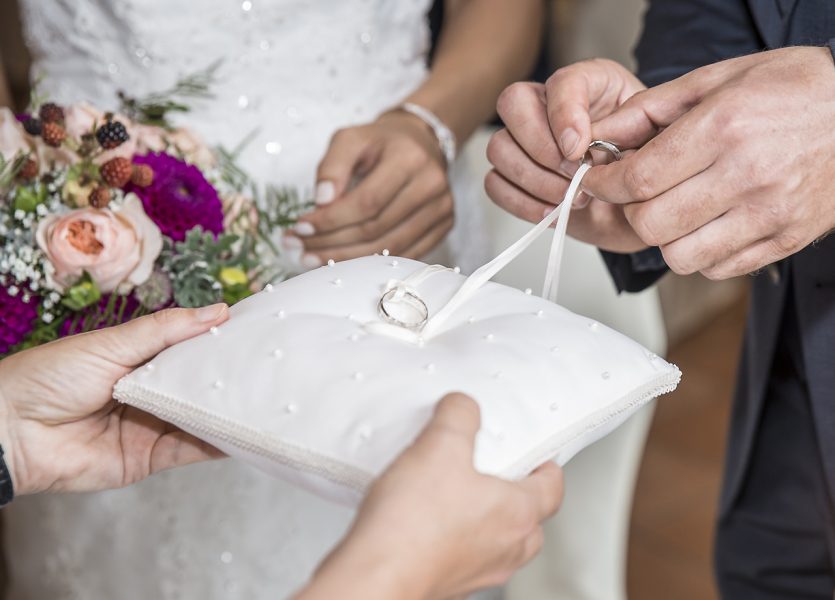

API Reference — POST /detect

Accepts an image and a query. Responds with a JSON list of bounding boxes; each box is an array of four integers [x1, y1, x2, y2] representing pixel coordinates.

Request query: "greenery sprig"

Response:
[[119, 60, 221, 128]]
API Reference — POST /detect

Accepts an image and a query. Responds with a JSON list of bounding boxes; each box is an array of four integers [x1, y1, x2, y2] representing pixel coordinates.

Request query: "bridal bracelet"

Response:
[[396, 102, 457, 167]]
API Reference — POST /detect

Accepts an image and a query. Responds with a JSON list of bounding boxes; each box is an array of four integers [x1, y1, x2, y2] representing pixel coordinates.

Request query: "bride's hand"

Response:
[[286, 111, 455, 267], [0, 305, 229, 496], [299, 394, 563, 600]]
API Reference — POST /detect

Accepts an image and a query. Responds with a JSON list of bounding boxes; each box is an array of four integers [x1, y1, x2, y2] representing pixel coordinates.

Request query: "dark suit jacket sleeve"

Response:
[[599, 0, 768, 293]]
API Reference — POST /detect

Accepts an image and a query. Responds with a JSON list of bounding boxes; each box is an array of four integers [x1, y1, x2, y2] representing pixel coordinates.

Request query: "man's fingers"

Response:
[[658, 208, 759, 275], [517, 462, 564, 520], [620, 168, 729, 247], [315, 127, 377, 204], [72, 304, 229, 368], [487, 129, 572, 202], [583, 101, 719, 205], [485, 170, 558, 225], [496, 82, 563, 171]]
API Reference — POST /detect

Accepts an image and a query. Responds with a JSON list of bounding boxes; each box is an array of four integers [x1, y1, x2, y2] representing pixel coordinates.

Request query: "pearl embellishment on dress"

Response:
[[601, 371, 611, 380], [525, 288, 532, 295], [213, 380, 224, 389], [263, 283, 274, 293], [285, 404, 299, 414], [209, 326, 219, 336], [272, 349, 283, 359]]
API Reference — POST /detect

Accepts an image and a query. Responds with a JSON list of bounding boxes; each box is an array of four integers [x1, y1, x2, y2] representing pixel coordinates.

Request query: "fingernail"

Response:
[[315, 181, 335, 205], [559, 159, 579, 178], [196, 303, 227, 323], [573, 193, 591, 209], [301, 253, 322, 269], [559, 129, 580, 158], [293, 222, 316, 237], [282, 235, 304, 251]]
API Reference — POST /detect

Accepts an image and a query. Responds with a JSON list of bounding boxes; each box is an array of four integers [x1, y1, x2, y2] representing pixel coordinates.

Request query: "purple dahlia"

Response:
[[129, 152, 224, 241], [0, 287, 39, 355], [60, 293, 143, 337]]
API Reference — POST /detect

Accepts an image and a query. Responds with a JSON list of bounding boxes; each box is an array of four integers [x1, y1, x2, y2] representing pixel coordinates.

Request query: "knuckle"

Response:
[[625, 203, 664, 247], [497, 81, 531, 117], [329, 127, 355, 146], [423, 165, 449, 196], [486, 130, 508, 167], [622, 162, 656, 202], [358, 218, 382, 242], [357, 191, 384, 214], [661, 245, 697, 275]]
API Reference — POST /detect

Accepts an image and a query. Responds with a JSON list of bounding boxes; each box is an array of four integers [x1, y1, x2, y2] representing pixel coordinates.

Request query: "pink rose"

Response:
[[134, 124, 168, 154], [167, 127, 216, 169], [0, 107, 34, 160], [36, 194, 163, 293]]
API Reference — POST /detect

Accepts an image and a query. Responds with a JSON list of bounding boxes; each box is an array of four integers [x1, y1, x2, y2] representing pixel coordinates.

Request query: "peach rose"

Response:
[[0, 107, 34, 161], [36, 193, 162, 293]]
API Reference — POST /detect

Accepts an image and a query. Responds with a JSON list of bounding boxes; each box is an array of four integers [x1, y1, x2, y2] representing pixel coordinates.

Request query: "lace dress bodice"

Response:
[[21, 0, 432, 194], [1, 2, 495, 599]]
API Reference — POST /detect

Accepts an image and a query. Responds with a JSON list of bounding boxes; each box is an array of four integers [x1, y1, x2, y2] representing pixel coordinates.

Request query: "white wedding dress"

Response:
[[4, 1, 489, 598]]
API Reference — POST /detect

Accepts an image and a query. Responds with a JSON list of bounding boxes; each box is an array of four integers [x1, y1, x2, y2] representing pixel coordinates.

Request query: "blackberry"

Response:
[[39, 102, 65, 124], [96, 120, 130, 150], [22, 118, 42, 136], [100, 157, 133, 188]]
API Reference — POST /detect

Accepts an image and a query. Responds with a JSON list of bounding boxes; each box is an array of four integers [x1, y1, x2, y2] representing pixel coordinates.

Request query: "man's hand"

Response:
[[299, 394, 563, 600], [0, 305, 229, 495], [284, 112, 454, 267], [582, 47, 835, 279], [485, 59, 648, 253]]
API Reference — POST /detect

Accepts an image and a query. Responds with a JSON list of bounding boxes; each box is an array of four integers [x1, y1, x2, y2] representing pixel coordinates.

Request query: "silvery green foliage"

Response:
[[160, 228, 255, 308]]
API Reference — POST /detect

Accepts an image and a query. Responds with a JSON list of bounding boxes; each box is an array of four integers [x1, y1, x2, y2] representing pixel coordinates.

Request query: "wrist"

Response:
[[379, 105, 454, 168], [303, 533, 431, 600], [0, 358, 21, 500]]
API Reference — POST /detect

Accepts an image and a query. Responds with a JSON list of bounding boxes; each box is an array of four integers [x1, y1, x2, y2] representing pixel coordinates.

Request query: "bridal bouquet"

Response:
[[0, 81, 302, 358]]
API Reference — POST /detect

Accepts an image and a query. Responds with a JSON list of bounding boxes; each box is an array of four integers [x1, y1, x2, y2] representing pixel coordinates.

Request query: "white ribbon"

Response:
[[418, 163, 592, 338]]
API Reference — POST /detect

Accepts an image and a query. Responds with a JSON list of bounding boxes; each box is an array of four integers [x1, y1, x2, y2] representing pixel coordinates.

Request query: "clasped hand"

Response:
[[487, 47, 835, 279], [286, 111, 455, 266]]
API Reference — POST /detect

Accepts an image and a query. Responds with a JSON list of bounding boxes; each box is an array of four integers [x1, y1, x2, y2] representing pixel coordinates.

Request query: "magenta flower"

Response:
[[0, 287, 39, 355], [60, 292, 143, 337], [129, 152, 224, 241]]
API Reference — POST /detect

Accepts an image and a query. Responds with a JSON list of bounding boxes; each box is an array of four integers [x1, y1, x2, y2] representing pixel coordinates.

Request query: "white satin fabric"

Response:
[[4, 1, 491, 598]]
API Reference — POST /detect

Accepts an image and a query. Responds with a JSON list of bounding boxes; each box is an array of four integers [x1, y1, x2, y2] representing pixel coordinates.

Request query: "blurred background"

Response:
[[0, 0, 748, 598]]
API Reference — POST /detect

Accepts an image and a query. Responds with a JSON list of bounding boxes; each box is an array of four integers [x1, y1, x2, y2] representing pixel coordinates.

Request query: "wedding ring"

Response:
[[582, 140, 623, 165], [378, 288, 429, 330]]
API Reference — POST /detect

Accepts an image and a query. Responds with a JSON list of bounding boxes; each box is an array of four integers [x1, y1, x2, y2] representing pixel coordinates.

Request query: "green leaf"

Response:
[[61, 275, 102, 311], [13, 185, 46, 213]]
